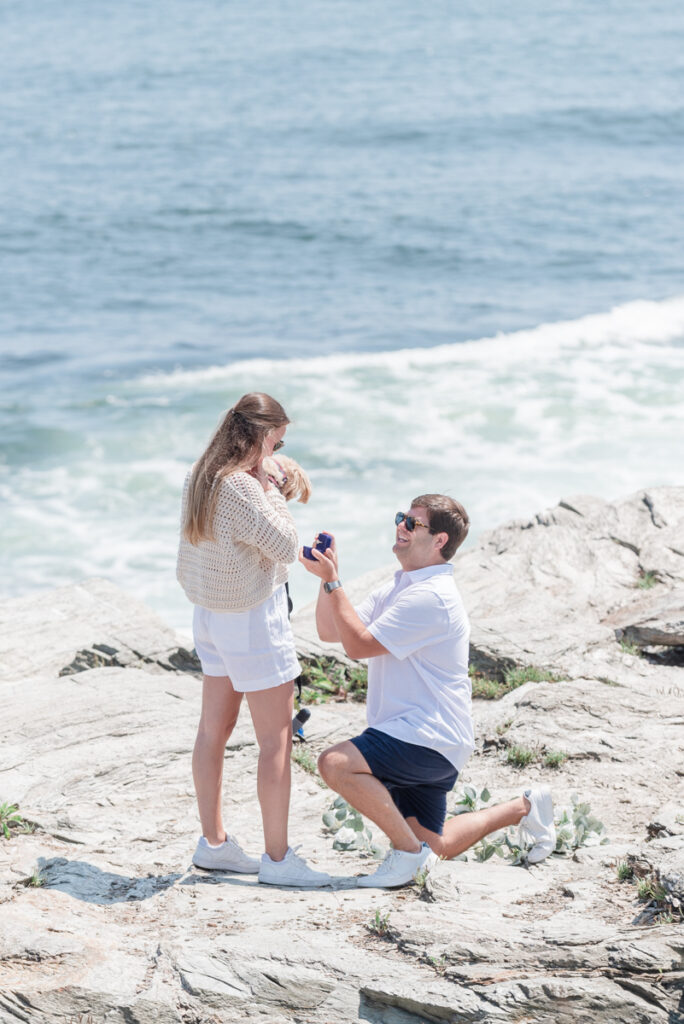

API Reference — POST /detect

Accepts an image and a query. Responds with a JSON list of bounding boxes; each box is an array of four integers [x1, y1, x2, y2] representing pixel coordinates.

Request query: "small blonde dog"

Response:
[[262, 454, 312, 504]]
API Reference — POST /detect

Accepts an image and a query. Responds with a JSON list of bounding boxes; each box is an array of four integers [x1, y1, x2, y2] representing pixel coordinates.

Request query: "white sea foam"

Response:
[[136, 295, 684, 389], [4, 296, 683, 629]]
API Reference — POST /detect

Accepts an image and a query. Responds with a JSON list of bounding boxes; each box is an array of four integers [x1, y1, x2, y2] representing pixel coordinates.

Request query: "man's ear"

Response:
[[433, 531, 449, 554]]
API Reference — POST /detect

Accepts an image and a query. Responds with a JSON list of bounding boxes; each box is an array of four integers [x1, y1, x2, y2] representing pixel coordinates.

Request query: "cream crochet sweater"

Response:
[[176, 470, 298, 612]]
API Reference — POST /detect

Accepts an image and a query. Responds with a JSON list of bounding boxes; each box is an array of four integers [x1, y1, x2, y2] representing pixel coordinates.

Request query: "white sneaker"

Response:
[[519, 786, 556, 864], [357, 843, 436, 889], [192, 834, 260, 873], [258, 847, 333, 888]]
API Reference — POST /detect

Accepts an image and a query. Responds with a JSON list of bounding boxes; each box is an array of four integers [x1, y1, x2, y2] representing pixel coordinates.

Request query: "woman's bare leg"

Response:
[[246, 680, 294, 862], [192, 674, 244, 845]]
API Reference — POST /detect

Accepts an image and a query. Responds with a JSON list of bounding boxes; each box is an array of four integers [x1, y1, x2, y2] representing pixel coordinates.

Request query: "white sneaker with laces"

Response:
[[258, 847, 333, 888], [519, 785, 556, 864], [192, 834, 260, 873], [357, 843, 436, 889]]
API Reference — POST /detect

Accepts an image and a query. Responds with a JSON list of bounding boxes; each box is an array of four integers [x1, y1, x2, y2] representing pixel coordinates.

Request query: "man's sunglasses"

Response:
[[395, 511, 431, 532]]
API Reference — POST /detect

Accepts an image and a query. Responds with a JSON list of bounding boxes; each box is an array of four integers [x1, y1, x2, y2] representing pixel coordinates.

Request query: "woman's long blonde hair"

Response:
[[183, 392, 290, 545]]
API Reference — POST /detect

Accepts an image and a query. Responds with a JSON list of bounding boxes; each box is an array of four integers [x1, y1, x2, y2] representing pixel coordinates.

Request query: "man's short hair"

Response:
[[411, 494, 470, 561]]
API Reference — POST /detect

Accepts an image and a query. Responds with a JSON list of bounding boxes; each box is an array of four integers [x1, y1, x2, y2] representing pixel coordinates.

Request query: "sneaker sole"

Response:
[[258, 875, 332, 888], [192, 857, 259, 873]]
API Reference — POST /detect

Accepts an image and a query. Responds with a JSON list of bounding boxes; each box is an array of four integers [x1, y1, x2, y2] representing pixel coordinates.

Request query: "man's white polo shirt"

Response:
[[355, 562, 473, 772]]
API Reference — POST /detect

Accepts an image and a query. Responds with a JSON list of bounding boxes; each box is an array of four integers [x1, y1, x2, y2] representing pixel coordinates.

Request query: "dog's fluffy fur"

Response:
[[262, 455, 312, 504]]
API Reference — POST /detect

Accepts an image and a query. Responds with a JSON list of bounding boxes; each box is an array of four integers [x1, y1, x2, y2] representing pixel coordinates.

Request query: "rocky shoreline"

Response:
[[1, 487, 682, 1023]]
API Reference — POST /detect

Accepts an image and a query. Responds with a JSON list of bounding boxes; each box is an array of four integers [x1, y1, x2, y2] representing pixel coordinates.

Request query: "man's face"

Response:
[[392, 505, 445, 571]]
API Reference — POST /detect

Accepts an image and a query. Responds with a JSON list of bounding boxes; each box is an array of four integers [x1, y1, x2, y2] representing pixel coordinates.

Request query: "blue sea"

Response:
[[1, 0, 683, 631]]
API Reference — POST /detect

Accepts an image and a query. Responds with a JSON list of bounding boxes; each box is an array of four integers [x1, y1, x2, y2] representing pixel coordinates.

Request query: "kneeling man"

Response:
[[300, 494, 555, 888]]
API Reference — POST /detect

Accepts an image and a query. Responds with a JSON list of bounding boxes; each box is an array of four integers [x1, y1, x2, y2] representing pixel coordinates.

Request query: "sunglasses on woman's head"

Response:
[[395, 511, 430, 532]]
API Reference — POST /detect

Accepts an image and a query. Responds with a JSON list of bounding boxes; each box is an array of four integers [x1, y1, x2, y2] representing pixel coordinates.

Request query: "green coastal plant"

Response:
[[616, 861, 634, 882], [291, 745, 320, 779], [636, 570, 658, 590], [0, 802, 24, 839], [619, 639, 641, 656], [298, 657, 368, 705], [543, 750, 568, 769], [452, 784, 491, 814], [506, 744, 536, 769], [553, 795, 608, 854], [367, 909, 392, 937], [637, 875, 668, 903], [469, 664, 562, 701], [470, 673, 505, 699], [503, 665, 562, 688], [322, 796, 384, 858]]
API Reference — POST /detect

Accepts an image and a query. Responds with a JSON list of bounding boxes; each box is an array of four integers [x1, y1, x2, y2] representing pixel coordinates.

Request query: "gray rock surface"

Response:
[[1, 487, 683, 1023], [615, 593, 684, 648]]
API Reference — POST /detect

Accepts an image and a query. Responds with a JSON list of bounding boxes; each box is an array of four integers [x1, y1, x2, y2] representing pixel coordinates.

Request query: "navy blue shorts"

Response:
[[350, 727, 459, 835]]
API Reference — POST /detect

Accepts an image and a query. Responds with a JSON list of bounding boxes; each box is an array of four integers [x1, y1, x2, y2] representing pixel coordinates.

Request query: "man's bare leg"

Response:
[[406, 795, 531, 859], [318, 741, 422, 853]]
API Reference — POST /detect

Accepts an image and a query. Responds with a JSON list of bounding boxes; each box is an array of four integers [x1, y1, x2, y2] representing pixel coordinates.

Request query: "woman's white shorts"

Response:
[[192, 585, 301, 692]]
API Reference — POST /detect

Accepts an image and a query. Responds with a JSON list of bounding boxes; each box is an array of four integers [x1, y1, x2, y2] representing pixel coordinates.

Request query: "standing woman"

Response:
[[177, 392, 331, 887]]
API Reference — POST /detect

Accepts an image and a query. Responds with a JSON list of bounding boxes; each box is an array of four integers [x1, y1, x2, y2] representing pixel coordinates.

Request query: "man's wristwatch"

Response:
[[323, 579, 343, 594]]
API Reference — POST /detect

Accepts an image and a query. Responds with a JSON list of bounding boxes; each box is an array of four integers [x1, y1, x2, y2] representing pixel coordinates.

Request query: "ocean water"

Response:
[[1, 1, 683, 630]]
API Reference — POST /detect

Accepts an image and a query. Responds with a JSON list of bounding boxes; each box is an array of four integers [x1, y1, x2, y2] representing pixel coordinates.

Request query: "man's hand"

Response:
[[298, 533, 339, 584]]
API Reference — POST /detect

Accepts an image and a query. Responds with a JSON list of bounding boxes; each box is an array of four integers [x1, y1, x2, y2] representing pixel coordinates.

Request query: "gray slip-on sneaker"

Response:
[[357, 843, 436, 888], [192, 834, 260, 873], [258, 847, 333, 888]]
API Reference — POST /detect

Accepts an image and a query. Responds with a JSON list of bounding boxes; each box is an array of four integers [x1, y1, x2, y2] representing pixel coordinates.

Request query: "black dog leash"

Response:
[[285, 582, 309, 738]]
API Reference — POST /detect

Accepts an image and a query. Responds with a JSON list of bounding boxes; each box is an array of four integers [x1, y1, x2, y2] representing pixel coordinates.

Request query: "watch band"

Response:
[[323, 579, 343, 594]]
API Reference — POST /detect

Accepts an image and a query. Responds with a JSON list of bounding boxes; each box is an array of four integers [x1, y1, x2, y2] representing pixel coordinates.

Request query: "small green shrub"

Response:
[[452, 785, 491, 814], [469, 664, 562, 701], [473, 830, 517, 862], [27, 869, 45, 888], [470, 675, 505, 700], [543, 750, 568, 769], [322, 796, 384, 858], [554, 796, 608, 854], [496, 718, 513, 736], [616, 861, 634, 882], [291, 745, 319, 778], [504, 665, 562, 688], [299, 657, 367, 703], [367, 909, 392, 936], [506, 744, 536, 768], [0, 802, 24, 840], [619, 639, 641, 656], [427, 953, 447, 974], [637, 875, 668, 903], [636, 570, 658, 590]]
